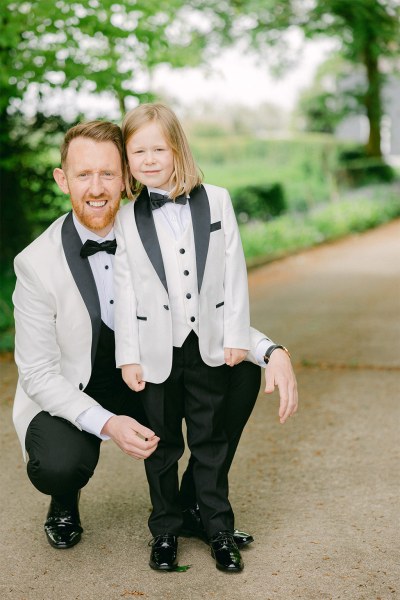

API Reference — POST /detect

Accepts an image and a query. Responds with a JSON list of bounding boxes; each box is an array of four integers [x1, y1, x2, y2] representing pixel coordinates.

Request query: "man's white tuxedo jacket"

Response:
[[13, 212, 103, 458]]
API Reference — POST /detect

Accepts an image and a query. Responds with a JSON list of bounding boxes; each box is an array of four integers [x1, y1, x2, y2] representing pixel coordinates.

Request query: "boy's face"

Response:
[[125, 121, 174, 192]]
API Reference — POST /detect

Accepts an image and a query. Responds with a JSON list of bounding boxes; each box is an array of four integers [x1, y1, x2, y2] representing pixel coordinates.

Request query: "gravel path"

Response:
[[1, 219, 399, 600]]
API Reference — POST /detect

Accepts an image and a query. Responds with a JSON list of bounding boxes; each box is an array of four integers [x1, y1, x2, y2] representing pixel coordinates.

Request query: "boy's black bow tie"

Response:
[[80, 239, 117, 258], [150, 192, 187, 210]]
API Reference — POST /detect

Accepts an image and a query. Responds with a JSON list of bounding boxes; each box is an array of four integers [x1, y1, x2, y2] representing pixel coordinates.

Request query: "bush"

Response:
[[337, 147, 395, 187], [191, 133, 349, 211], [241, 184, 400, 263], [231, 184, 287, 222]]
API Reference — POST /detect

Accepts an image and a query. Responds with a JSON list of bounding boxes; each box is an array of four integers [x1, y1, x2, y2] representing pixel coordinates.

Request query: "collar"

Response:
[[147, 186, 190, 200], [72, 212, 115, 244]]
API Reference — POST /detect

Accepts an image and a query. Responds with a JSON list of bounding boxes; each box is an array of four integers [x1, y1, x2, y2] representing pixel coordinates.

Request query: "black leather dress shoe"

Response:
[[44, 492, 83, 549], [181, 504, 254, 547], [149, 534, 178, 571], [209, 531, 244, 572], [231, 528, 254, 547]]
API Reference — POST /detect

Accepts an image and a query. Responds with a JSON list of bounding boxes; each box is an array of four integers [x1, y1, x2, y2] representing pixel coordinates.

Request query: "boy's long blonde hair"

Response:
[[122, 103, 203, 200]]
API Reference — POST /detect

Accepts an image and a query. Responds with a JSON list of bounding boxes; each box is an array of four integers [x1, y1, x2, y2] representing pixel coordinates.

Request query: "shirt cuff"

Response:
[[76, 406, 115, 440], [255, 338, 275, 367]]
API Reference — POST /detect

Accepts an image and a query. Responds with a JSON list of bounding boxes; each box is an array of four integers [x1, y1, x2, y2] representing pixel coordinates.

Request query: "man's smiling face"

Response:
[[54, 137, 125, 236]]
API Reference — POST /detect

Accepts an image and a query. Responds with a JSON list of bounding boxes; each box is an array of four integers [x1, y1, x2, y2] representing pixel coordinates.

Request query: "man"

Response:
[[12, 121, 298, 553]]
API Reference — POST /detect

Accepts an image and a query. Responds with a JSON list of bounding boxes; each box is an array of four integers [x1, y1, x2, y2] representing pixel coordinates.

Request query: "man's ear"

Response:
[[53, 168, 69, 194]]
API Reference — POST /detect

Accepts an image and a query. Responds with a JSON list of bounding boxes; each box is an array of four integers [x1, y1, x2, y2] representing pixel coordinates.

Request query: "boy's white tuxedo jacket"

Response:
[[114, 183, 251, 383]]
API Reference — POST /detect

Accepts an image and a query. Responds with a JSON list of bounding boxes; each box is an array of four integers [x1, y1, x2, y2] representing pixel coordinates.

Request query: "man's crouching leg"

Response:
[[25, 412, 101, 549]]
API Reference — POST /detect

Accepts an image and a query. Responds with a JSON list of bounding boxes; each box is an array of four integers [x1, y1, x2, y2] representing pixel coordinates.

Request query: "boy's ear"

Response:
[[53, 168, 69, 194]]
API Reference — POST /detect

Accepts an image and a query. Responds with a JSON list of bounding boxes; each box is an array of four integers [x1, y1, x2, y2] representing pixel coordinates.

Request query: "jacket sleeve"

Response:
[[13, 254, 99, 427], [245, 326, 274, 365], [222, 188, 250, 349], [113, 211, 141, 367]]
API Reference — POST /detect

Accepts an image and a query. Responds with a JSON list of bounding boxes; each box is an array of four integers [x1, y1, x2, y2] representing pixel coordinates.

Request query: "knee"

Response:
[[27, 452, 96, 496]]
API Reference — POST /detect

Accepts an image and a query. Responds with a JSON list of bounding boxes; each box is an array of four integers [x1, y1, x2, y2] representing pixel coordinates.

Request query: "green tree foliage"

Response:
[[302, 0, 400, 158], [205, 0, 400, 157], [0, 0, 212, 265]]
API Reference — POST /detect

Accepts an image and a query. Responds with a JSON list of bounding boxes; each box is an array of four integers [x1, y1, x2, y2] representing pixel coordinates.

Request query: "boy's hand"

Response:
[[224, 347, 248, 367], [122, 363, 146, 391]]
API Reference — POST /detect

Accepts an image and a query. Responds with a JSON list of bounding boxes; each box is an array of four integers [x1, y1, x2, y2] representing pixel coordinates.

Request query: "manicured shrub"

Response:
[[231, 183, 287, 222], [337, 147, 395, 187]]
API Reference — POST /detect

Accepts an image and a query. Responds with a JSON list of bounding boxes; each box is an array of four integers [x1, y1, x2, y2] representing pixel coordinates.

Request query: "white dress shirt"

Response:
[[72, 214, 115, 439], [148, 186, 191, 240], [73, 214, 115, 330]]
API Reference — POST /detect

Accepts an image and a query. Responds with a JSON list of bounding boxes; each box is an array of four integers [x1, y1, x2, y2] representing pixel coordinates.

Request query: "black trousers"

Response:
[[25, 384, 147, 498], [25, 360, 261, 518], [140, 332, 261, 538]]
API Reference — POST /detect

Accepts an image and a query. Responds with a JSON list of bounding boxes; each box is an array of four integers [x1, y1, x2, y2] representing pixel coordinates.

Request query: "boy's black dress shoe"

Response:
[[181, 504, 254, 547], [149, 534, 178, 571], [209, 531, 244, 572], [44, 492, 83, 549]]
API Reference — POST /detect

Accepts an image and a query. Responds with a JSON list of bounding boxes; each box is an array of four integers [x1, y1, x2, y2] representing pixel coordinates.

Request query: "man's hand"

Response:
[[122, 363, 146, 391], [224, 347, 248, 367], [101, 415, 159, 459], [264, 349, 298, 424]]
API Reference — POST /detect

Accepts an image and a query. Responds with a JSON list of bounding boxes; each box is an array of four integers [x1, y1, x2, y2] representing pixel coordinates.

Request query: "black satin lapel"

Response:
[[134, 188, 168, 293], [189, 185, 210, 292], [61, 211, 101, 367]]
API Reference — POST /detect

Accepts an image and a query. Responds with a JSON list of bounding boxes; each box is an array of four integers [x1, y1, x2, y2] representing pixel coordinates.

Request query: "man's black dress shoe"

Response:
[[149, 534, 178, 571], [44, 493, 83, 549], [209, 531, 244, 572], [181, 504, 254, 547]]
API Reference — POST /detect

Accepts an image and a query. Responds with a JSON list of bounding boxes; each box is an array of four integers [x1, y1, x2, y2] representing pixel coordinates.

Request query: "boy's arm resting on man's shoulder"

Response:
[[13, 255, 99, 427], [113, 213, 141, 368], [221, 189, 250, 350]]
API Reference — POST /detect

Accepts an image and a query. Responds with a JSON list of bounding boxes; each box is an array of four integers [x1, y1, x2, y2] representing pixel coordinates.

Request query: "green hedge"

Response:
[[191, 133, 349, 212], [241, 186, 400, 264], [231, 183, 287, 222]]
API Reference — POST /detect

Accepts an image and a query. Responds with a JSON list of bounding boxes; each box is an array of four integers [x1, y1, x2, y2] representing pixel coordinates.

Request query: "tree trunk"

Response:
[[363, 45, 382, 158], [118, 93, 126, 117]]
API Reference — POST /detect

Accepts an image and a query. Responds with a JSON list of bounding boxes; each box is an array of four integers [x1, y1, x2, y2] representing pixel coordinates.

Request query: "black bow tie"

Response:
[[149, 192, 187, 210], [80, 239, 117, 258]]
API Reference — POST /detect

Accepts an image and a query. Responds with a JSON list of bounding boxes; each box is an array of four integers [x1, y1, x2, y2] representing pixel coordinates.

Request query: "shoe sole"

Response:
[[45, 533, 82, 549], [215, 563, 244, 572], [211, 549, 244, 572], [149, 562, 178, 571]]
